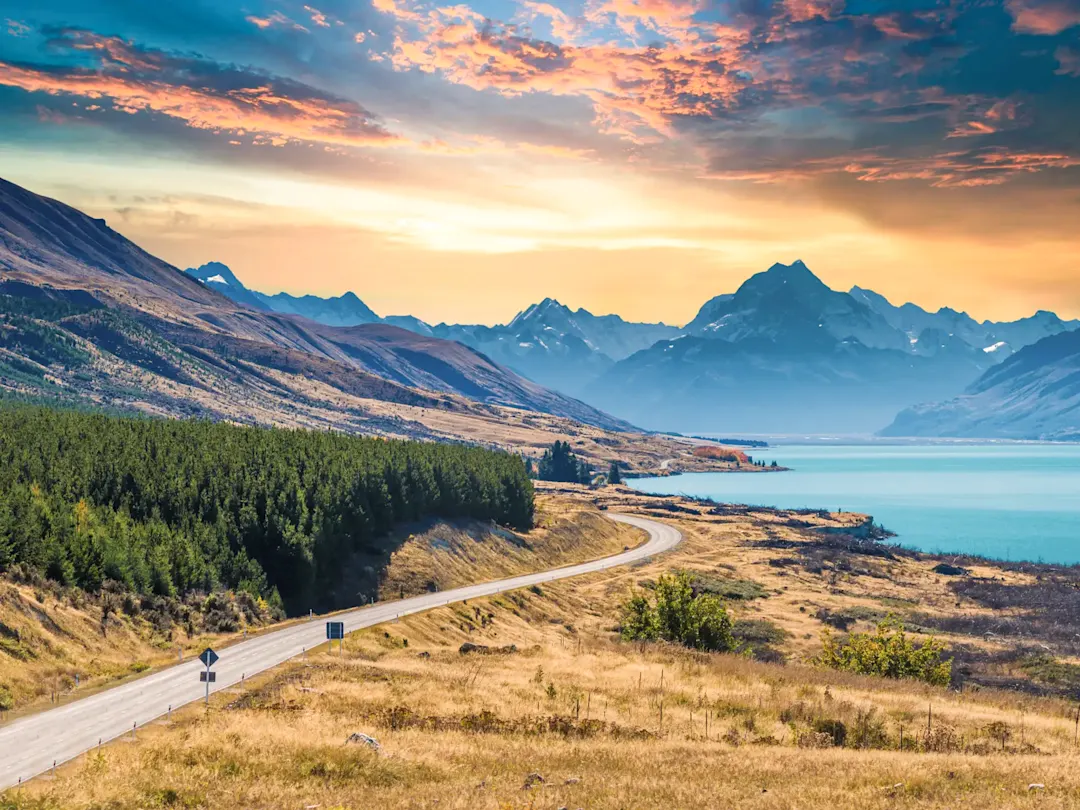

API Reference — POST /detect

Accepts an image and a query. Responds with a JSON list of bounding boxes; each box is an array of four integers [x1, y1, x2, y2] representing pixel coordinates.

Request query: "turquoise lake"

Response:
[[630, 445, 1080, 564]]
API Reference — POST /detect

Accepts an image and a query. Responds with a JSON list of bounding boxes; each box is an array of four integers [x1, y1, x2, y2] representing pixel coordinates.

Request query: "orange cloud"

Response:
[[1007, 0, 1080, 34], [0, 32, 405, 150], [304, 5, 331, 27], [246, 12, 308, 31], [783, 0, 844, 23], [383, 5, 750, 140], [948, 99, 1021, 138], [706, 147, 1080, 188]]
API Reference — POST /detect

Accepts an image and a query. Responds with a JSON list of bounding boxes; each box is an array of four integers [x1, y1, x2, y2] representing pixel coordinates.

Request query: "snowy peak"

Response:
[[685, 260, 905, 352], [186, 261, 243, 288], [184, 262, 269, 311], [737, 259, 829, 300], [508, 297, 575, 331]]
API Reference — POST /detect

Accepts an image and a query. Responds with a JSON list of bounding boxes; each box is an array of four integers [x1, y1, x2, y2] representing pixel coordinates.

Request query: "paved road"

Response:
[[0, 513, 680, 790]]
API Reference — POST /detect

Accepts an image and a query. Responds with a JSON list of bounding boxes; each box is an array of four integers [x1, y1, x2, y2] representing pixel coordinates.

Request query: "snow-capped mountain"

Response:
[[686, 260, 908, 352], [583, 261, 998, 433], [181, 258, 1078, 434], [185, 262, 270, 311]]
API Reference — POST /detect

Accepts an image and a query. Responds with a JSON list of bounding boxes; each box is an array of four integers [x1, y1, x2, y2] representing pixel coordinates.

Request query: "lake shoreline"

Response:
[[628, 443, 1080, 567]]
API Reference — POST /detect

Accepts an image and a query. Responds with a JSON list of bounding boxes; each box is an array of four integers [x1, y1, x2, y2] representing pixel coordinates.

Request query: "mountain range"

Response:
[[189, 258, 1079, 435], [186, 261, 680, 394], [2, 172, 1075, 441]]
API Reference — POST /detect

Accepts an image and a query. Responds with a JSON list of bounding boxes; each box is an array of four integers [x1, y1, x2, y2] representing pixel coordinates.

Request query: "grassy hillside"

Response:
[[9, 489, 1080, 808]]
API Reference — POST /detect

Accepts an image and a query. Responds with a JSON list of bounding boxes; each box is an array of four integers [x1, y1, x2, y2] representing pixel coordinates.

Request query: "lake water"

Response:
[[630, 445, 1080, 565]]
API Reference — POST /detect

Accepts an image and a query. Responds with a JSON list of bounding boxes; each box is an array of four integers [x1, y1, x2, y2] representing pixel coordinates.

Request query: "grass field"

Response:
[[7, 487, 1080, 808]]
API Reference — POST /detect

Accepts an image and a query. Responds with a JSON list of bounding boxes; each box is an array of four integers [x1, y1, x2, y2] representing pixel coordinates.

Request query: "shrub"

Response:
[[817, 619, 952, 686], [797, 730, 834, 749], [849, 708, 890, 749], [621, 572, 735, 653], [812, 718, 847, 747]]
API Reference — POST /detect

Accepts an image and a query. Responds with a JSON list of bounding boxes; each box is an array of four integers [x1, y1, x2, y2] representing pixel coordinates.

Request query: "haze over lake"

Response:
[[631, 445, 1080, 565]]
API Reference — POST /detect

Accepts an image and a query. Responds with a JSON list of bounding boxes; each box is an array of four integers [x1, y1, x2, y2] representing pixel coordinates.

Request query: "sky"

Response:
[[0, 0, 1079, 326]]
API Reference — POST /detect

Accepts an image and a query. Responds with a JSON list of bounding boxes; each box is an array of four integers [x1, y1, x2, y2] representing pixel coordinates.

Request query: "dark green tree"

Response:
[[607, 460, 623, 485], [536, 440, 591, 484]]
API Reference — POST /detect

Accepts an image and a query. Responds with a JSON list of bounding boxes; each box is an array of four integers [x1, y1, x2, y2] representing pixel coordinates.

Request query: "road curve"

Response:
[[0, 513, 680, 790]]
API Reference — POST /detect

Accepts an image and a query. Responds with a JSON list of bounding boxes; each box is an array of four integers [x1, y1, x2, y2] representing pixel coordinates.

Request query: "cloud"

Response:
[[948, 99, 1023, 138], [1056, 44, 1080, 74], [1007, 0, 1080, 34], [304, 5, 332, 28], [0, 28, 405, 149], [382, 4, 754, 140], [246, 12, 308, 32]]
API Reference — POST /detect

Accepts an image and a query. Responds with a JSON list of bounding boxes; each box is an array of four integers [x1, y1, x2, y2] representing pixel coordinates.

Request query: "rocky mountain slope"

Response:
[[882, 329, 1080, 440], [0, 177, 629, 434]]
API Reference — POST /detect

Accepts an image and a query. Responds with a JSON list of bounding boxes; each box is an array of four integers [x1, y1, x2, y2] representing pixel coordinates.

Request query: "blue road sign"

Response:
[[199, 648, 219, 668], [199, 671, 217, 683], [326, 621, 345, 640]]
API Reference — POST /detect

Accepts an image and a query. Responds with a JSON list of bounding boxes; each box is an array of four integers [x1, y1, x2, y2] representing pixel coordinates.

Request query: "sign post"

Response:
[[326, 621, 345, 655], [199, 648, 219, 705]]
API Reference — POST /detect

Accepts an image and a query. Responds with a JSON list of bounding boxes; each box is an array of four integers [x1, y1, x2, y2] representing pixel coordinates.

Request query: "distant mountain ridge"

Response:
[[882, 329, 1080, 440], [184, 257, 1078, 434], [183, 264, 680, 395], [850, 286, 1078, 361]]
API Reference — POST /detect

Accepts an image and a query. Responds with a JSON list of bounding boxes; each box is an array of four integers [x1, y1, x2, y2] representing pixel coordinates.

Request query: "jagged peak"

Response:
[[185, 261, 245, 289], [509, 297, 574, 329]]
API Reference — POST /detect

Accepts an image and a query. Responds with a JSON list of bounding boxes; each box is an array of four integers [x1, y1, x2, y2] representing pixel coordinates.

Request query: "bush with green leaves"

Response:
[[817, 619, 952, 686], [621, 572, 735, 652]]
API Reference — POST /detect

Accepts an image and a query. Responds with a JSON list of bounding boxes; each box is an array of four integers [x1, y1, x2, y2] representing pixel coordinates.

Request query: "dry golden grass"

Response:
[[379, 499, 646, 600], [0, 582, 278, 716], [10, 491, 1080, 809]]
